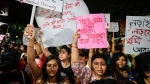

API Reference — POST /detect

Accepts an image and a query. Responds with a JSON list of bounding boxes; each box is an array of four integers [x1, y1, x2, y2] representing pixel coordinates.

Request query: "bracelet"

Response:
[[28, 45, 34, 48], [71, 45, 78, 48]]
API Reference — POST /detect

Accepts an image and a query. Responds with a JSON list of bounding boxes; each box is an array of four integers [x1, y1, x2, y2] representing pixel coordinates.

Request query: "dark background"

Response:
[[0, 0, 150, 42]]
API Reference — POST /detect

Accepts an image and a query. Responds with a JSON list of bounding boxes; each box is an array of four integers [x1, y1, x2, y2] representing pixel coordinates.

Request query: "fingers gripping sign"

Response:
[[24, 24, 35, 41]]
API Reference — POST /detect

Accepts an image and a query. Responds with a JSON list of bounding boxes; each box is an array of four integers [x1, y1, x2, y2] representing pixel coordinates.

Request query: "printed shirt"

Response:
[[71, 61, 101, 84]]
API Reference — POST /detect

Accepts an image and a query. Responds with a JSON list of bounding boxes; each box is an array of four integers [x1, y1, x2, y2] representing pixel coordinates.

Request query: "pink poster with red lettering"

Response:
[[125, 16, 150, 55], [76, 14, 107, 49]]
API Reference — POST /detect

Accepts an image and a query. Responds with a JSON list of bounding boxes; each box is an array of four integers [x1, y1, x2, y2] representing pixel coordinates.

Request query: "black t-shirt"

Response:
[[125, 77, 146, 84], [106, 69, 128, 84], [0, 70, 31, 84], [60, 64, 75, 84]]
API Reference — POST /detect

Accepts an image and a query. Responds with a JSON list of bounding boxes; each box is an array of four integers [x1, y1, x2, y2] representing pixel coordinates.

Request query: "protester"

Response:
[[0, 48, 31, 84], [107, 52, 128, 84], [24, 24, 69, 84], [71, 30, 114, 84], [125, 51, 150, 84]]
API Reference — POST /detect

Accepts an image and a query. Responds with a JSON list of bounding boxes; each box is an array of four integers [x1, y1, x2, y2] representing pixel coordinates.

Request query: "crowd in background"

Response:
[[0, 24, 150, 84]]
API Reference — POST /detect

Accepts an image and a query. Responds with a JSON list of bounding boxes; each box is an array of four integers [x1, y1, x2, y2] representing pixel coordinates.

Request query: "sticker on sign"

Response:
[[16, 0, 63, 12]]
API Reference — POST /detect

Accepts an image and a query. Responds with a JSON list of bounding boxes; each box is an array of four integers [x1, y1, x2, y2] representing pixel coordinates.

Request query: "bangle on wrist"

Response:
[[28, 45, 34, 48], [71, 45, 78, 48]]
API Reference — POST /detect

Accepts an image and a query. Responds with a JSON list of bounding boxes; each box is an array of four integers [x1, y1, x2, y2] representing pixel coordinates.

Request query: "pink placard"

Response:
[[0, 35, 5, 40], [76, 14, 107, 48]]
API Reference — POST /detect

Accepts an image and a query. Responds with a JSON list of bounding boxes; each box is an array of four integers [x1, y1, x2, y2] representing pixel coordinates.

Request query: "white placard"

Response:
[[108, 22, 119, 32], [23, 27, 39, 45], [35, 0, 89, 47], [0, 22, 7, 26], [17, 0, 63, 12], [125, 16, 150, 55], [104, 14, 110, 28]]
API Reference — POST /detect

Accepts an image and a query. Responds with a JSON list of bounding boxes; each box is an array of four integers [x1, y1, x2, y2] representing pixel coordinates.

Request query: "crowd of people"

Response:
[[0, 24, 150, 84]]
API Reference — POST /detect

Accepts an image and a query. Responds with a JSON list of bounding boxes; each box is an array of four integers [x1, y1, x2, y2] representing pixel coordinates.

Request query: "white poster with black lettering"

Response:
[[16, 0, 63, 12], [35, 0, 89, 47], [108, 22, 119, 32], [125, 16, 150, 55]]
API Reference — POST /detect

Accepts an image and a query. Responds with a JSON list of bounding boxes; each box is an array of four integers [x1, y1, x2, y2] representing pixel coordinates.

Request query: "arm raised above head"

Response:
[[71, 30, 80, 63], [25, 24, 42, 80]]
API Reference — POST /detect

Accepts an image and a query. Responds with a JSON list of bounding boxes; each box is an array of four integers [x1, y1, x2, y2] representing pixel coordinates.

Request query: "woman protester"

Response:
[[24, 24, 69, 84], [71, 30, 115, 84]]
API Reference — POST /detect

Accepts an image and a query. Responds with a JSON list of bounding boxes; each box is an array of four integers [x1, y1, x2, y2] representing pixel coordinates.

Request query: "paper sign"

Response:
[[35, 0, 89, 47], [108, 22, 119, 32], [104, 14, 110, 28], [0, 35, 5, 40], [125, 16, 150, 55], [76, 14, 107, 48], [17, 0, 63, 12], [23, 28, 39, 45]]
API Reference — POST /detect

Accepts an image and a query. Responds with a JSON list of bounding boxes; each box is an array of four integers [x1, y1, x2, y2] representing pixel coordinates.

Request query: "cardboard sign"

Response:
[[76, 14, 107, 48], [125, 16, 150, 54], [35, 0, 89, 47], [17, 0, 63, 12], [108, 22, 119, 32]]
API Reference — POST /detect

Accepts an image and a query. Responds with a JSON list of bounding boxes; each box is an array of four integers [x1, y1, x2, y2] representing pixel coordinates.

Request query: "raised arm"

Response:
[[25, 25, 42, 80], [34, 39, 43, 58], [38, 28, 51, 57], [87, 48, 94, 69], [71, 30, 80, 62], [71, 30, 91, 82], [111, 32, 115, 55]]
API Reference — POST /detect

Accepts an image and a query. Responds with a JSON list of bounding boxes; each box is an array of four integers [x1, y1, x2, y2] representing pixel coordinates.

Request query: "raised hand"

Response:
[[37, 28, 43, 38], [73, 29, 80, 45], [24, 24, 35, 41]]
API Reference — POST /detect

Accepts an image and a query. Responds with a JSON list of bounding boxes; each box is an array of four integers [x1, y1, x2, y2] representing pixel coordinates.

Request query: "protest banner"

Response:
[[125, 16, 150, 54], [108, 22, 119, 32], [104, 14, 110, 29], [17, 0, 63, 12], [35, 0, 89, 47], [76, 14, 107, 48]]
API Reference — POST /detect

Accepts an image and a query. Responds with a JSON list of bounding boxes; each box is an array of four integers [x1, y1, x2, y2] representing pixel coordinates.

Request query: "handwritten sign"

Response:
[[35, 0, 89, 47], [104, 14, 110, 28], [125, 16, 150, 54], [108, 22, 119, 32], [0, 35, 5, 40], [17, 0, 63, 12], [76, 14, 107, 48], [23, 28, 39, 45]]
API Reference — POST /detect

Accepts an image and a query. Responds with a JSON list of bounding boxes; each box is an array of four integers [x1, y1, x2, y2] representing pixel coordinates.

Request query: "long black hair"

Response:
[[135, 51, 150, 78], [0, 48, 20, 72], [42, 54, 61, 83], [91, 53, 108, 70], [112, 52, 127, 68]]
